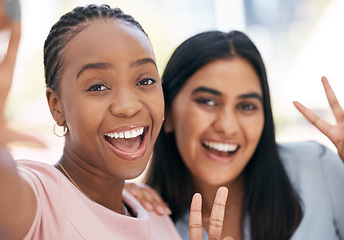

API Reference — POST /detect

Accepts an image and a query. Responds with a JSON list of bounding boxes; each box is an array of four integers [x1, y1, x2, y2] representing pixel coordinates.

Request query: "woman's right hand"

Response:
[[0, 0, 21, 29], [189, 187, 233, 240]]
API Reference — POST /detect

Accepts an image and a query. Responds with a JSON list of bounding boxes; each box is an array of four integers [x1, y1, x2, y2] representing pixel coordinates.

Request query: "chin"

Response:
[[122, 165, 147, 181], [200, 173, 238, 187]]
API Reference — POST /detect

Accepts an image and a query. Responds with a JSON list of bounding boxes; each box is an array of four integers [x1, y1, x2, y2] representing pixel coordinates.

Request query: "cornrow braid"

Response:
[[43, 4, 147, 95]]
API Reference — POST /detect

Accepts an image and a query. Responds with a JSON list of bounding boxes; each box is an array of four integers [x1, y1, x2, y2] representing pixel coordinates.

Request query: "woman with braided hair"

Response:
[[0, 4, 232, 240]]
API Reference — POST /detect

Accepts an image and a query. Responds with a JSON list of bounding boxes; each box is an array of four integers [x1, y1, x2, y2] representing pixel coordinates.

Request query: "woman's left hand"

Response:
[[293, 76, 344, 162], [124, 182, 172, 215]]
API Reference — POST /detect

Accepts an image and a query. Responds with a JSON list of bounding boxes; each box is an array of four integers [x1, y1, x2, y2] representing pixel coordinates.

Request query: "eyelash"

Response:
[[196, 98, 217, 107], [238, 102, 258, 111], [137, 78, 156, 86], [86, 77, 155, 93], [87, 84, 109, 92], [196, 97, 259, 112]]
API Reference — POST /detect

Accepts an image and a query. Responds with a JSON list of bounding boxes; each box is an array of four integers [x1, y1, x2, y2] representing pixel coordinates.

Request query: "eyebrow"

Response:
[[192, 86, 222, 96], [238, 93, 263, 102], [192, 86, 263, 102], [130, 58, 157, 68], [77, 62, 113, 79], [76, 58, 157, 79]]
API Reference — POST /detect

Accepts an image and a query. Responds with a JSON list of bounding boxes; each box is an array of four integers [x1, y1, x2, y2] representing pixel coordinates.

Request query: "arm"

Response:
[[0, 0, 21, 125], [0, 1, 37, 239], [0, 147, 37, 240], [294, 76, 344, 161], [0, 0, 45, 147]]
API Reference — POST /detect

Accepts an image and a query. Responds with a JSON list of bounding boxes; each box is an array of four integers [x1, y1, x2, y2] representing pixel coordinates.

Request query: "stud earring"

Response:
[[54, 122, 68, 137]]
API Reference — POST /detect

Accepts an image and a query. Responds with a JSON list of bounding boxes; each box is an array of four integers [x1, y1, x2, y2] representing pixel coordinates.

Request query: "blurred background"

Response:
[[2, 0, 343, 164]]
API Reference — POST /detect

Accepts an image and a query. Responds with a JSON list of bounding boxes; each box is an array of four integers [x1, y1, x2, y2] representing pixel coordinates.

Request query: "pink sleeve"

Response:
[[17, 161, 67, 239]]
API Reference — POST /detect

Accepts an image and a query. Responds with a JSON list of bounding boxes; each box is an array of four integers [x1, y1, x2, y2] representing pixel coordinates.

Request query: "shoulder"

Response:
[[123, 188, 182, 240], [277, 140, 339, 166], [16, 160, 62, 188], [277, 140, 344, 200], [277, 141, 344, 194], [15, 160, 67, 239], [278, 140, 331, 156], [278, 142, 344, 239]]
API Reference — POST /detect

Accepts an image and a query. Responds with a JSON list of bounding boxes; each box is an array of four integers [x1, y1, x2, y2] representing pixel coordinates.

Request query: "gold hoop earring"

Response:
[[54, 122, 68, 137]]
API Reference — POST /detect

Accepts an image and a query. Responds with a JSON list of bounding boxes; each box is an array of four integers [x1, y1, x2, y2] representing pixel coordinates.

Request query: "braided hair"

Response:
[[43, 4, 147, 95]]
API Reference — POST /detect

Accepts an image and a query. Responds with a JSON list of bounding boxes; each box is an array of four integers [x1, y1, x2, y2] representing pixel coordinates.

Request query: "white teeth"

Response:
[[105, 127, 144, 139], [203, 141, 238, 152]]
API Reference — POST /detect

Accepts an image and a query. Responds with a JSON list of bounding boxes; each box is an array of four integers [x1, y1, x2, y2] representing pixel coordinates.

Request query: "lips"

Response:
[[104, 126, 147, 160], [202, 140, 239, 158]]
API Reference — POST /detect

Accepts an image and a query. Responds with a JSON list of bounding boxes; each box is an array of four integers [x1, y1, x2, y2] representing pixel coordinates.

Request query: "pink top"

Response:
[[17, 160, 181, 240]]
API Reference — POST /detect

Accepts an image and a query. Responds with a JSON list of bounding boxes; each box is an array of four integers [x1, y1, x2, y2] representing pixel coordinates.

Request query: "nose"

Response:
[[213, 107, 239, 136], [109, 87, 143, 118]]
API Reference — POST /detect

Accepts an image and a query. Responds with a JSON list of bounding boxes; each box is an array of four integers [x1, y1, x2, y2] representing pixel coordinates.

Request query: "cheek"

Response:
[[64, 97, 105, 136], [244, 114, 264, 146], [173, 108, 211, 160], [147, 91, 165, 134]]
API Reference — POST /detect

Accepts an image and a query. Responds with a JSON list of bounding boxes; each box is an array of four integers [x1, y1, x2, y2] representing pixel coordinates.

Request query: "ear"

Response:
[[163, 109, 174, 133], [46, 88, 65, 126]]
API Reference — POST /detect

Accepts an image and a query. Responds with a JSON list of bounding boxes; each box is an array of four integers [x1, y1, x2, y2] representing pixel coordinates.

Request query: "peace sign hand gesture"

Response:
[[293, 76, 344, 162], [189, 187, 233, 240]]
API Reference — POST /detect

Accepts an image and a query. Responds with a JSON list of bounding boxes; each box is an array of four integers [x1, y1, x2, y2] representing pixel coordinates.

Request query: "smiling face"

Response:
[[48, 20, 164, 180], [167, 58, 264, 186]]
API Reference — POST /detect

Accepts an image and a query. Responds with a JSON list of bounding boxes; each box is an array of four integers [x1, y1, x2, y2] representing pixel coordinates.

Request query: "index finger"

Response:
[[293, 101, 332, 137], [189, 193, 203, 240], [321, 76, 344, 123], [208, 187, 228, 240]]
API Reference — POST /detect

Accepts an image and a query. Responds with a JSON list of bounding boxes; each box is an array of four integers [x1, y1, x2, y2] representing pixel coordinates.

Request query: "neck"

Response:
[[55, 149, 125, 214]]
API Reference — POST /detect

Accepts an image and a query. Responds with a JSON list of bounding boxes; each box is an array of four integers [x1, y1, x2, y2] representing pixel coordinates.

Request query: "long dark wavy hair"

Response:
[[145, 30, 303, 240]]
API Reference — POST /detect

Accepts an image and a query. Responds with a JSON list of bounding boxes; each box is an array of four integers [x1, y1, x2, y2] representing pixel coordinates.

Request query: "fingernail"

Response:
[[143, 202, 153, 211], [156, 206, 165, 215], [165, 207, 172, 215]]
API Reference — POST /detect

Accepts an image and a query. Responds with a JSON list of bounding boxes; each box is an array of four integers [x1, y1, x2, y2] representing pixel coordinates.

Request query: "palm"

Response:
[[294, 76, 344, 161], [326, 124, 344, 160]]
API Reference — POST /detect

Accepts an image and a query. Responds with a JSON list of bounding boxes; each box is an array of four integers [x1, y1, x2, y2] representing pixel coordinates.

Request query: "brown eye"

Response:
[[87, 84, 108, 92], [238, 102, 257, 111], [196, 98, 217, 107], [137, 78, 155, 86]]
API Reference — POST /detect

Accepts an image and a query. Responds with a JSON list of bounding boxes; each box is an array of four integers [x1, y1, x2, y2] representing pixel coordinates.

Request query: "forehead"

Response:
[[63, 20, 154, 69], [182, 58, 262, 95]]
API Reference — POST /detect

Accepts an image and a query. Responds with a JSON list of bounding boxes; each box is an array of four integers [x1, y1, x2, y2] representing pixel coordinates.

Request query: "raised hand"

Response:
[[0, 0, 45, 147], [293, 76, 344, 161], [189, 187, 233, 240], [0, 0, 21, 126]]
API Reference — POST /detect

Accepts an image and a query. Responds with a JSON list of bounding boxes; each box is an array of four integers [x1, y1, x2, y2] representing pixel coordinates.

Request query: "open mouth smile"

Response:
[[202, 140, 239, 157], [104, 126, 147, 160], [105, 127, 144, 139]]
